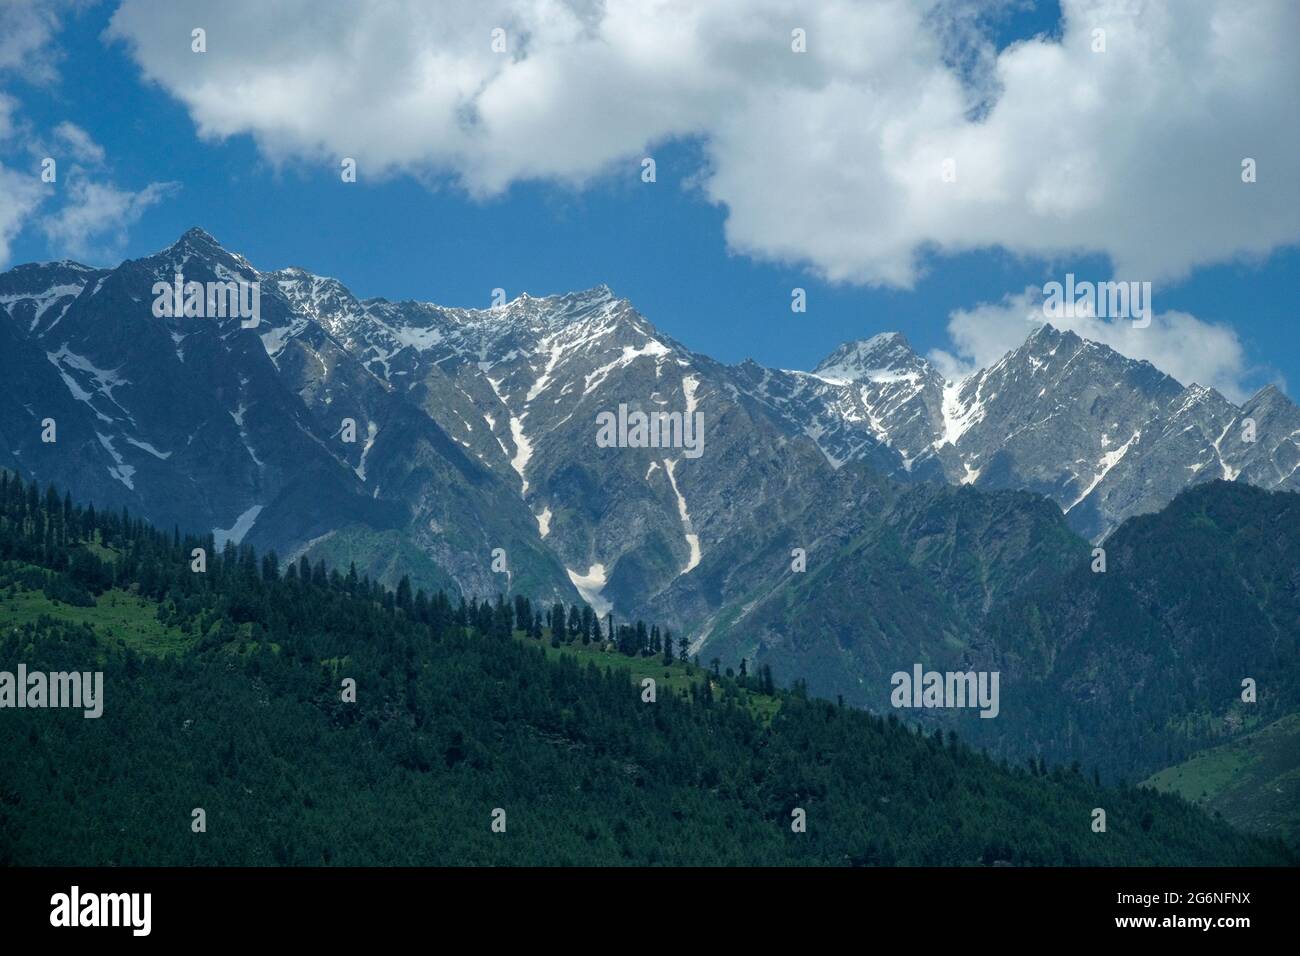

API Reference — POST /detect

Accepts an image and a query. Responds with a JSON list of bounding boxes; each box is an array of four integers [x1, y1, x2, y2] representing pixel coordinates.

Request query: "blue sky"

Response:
[[1, 0, 1296, 399]]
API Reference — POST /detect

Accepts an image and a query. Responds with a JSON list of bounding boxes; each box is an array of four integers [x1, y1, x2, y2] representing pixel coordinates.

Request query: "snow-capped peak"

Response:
[[812, 332, 930, 385], [144, 227, 259, 283]]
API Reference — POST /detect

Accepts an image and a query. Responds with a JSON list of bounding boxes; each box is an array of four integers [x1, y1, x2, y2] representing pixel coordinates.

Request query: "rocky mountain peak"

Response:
[[142, 226, 256, 282], [1017, 322, 1080, 357], [813, 331, 930, 384], [179, 225, 221, 245], [497, 284, 622, 321], [267, 267, 361, 323], [1245, 383, 1288, 408]]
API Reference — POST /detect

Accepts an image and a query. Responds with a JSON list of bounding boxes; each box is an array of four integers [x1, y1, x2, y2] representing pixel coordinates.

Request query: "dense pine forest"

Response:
[[962, 481, 1300, 785], [0, 471, 1292, 866]]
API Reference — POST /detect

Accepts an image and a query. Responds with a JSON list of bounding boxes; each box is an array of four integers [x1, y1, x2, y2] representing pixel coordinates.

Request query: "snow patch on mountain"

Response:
[[1067, 431, 1141, 512], [682, 373, 701, 414], [389, 323, 443, 351], [47, 346, 130, 401], [664, 458, 701, 575], [94, 432, 135, 490], [1212, 420, 1240, 480], [214, 504, 264, 549], [355, 421, 379, 481], [46, 347, 132, 425], [936, 378, 981, 449], [484, 372, 534, 496], [230, 404, 265, 469], [567, 563, 612, 615], [125, 437, 172, 460], [583, 340, 671, 396], [1, 282, 86, 333], [526, 342, 565, 403], [259, 317, 310, 363], [508, 414, 533, 496]]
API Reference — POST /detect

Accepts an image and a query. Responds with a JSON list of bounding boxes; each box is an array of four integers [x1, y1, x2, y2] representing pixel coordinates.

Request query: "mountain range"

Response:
[[3, 230, 1296, 607], [2, 228, 1298, 800]]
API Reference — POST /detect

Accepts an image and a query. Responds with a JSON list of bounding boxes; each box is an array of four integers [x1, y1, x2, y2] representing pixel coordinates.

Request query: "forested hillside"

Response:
[[0, 471, 1290, 866], [962, 481, 1300, 784], [695, 477, 1088, 710]]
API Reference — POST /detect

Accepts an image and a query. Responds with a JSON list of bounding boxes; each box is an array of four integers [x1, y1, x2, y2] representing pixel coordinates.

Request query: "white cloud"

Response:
[[52, 121, 105, 164], [0, 41, 174, 269], [0, 113, 174, 266], [40, 177, 178, 264], [0, 93, 17, 140], [0, 0, 73, 83], [0, 2, 183, 269], [0, 163, 45, 265], [0, 93, 45, 264], [105, 0, 1300, 286], [929, 291, 1044, 381], [928, 288, 1271, 403]]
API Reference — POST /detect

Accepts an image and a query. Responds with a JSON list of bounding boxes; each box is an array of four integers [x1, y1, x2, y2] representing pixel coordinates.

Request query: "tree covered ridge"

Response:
[[0, 471, 1292, 866], [965, 480, 1300, 783]]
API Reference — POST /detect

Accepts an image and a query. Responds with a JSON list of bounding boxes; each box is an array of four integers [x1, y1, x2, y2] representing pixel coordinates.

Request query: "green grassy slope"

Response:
[[1144, 713, 1300, 849], [299, 523, 461, 598], [2, 579, 191, 656]]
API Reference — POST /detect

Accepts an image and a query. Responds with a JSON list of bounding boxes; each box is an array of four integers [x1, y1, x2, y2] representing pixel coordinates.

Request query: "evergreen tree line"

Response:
[[0, 471, 1291, 867]]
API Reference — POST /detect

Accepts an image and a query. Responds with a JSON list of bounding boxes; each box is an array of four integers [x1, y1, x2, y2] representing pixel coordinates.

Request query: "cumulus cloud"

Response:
[[106, 0, 1300, 287], [927, 288, 1272, 403], [928, 292, 1045, 381]]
